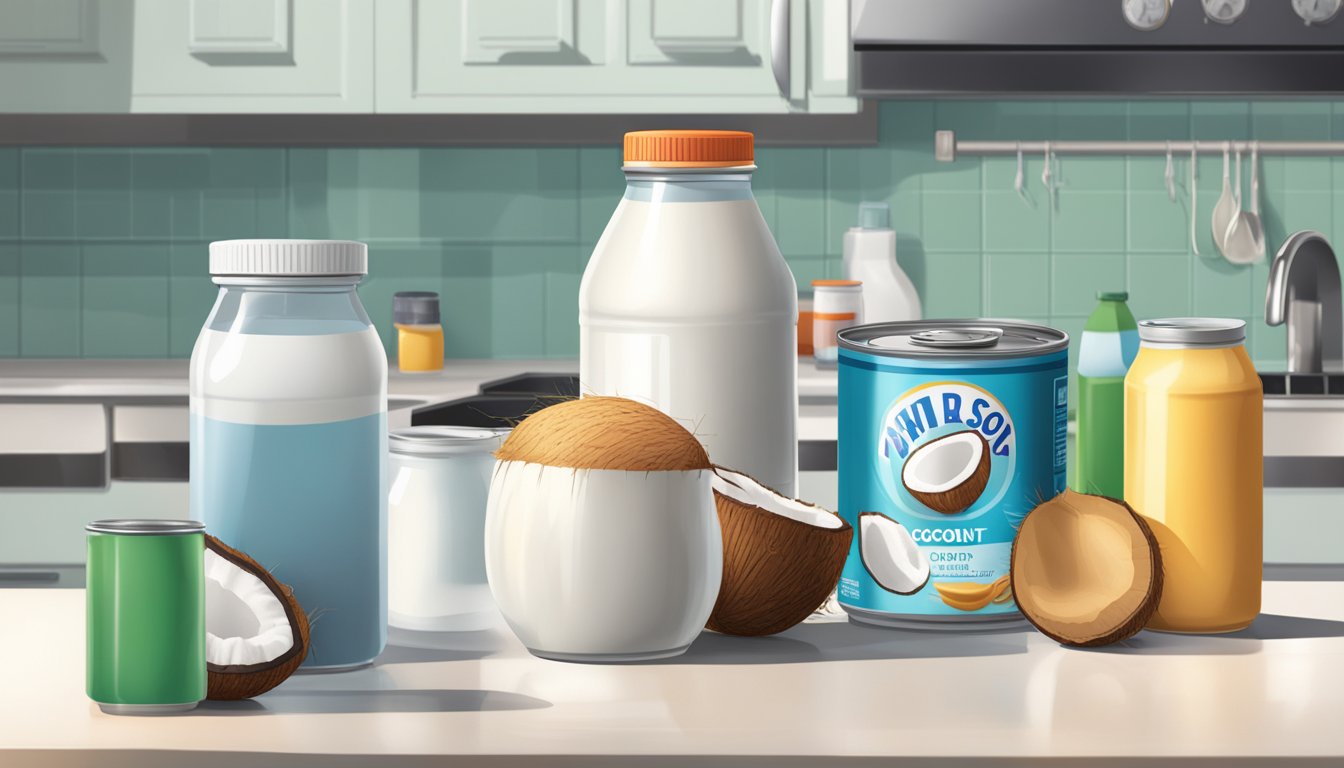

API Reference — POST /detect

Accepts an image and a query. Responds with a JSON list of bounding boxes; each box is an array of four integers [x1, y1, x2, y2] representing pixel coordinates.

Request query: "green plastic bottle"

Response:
[[1074, 291, 1138, 498]]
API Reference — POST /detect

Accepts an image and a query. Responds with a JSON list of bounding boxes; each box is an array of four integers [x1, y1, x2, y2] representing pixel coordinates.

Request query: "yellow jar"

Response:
[[1124, 318, 1262, 633], [393, 292, 444, 372]]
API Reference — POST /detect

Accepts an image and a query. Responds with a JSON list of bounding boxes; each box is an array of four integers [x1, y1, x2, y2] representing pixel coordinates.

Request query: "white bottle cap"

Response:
[[209, 239, 368, 276]]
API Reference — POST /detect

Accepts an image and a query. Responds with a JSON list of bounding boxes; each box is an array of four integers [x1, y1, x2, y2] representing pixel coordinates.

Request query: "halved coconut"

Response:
[[708, 467, 852, 636], [205, 535, 310, 700], [1011, 490, 1163, 647], [858, 511, 930, 595], [901, 430, 990, 514]]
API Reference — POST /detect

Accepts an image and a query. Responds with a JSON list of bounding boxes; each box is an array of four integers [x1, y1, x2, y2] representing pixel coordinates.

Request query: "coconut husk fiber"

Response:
[[495, 396, 711, 472]]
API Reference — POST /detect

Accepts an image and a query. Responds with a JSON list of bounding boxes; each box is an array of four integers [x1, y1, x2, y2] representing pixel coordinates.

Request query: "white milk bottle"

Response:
[[190, 240, 387, 671], [580, 131, 798, 496]]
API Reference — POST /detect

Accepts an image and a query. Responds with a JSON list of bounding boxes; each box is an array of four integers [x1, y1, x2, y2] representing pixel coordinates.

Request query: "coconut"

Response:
[[1011, 490, 1163, 647], [858, 511, 930, 595], [205, 535, 310, 700], [707, 467, 852, 637], [901, 430, 991, 514], [486, 396, 723, 662]]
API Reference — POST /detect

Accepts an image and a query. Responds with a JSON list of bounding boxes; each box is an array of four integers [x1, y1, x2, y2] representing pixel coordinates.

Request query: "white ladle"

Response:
[[1223, 142, 1265, 264], [1211, 142, 1239, 258]]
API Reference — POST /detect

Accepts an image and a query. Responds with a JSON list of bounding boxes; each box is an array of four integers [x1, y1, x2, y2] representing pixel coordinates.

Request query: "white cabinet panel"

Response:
[[377, 0, 816, 113], [131, 0, 373, 112], [188, 0, 291, 56], [0, 0, 133, 111]]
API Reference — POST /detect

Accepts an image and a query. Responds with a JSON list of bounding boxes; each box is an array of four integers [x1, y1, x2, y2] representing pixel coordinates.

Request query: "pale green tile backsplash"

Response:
[[2, 100, 1342, 368]]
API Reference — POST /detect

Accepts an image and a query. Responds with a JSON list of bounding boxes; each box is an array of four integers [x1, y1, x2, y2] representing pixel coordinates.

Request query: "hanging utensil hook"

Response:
[[1014, 141, 1026, 202], [1189, 145, 1200, 256], [1165, 141, 1176, 202]]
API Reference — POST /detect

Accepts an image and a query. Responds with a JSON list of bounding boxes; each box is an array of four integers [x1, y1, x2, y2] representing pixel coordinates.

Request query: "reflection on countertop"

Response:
[[7, 582, 1344, 764]]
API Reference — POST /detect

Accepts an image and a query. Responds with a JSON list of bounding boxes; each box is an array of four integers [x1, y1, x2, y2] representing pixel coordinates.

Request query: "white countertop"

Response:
[[7, 582, 1344, 766], [0, 358, 580, 403]]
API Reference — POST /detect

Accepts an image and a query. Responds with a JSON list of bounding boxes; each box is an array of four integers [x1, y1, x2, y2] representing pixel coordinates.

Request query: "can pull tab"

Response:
[[908, 327, 1003, 348]]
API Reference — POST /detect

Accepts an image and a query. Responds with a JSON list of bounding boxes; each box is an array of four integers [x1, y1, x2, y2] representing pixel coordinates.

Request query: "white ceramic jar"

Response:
[[579, 130, 799, 496], [387, 426, 508, 633]]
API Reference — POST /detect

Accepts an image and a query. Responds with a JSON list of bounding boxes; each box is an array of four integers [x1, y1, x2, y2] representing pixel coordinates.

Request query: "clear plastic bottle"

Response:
[[190, 240, 387, 671], [1075, 291, 1138, 498], [842, 202, 921, 323], [580, 131, 798, 496]]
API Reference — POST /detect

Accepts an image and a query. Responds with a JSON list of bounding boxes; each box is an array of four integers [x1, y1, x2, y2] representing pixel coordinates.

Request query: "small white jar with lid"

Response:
[[388, 426, 509, 632]]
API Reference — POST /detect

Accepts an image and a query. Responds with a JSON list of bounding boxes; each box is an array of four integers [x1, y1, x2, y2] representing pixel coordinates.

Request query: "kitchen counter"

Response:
[[7, 582, 1344, 766], [0, 358, 580, 404]]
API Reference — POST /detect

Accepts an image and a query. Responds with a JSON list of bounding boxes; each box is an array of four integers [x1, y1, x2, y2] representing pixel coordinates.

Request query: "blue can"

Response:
[[837, 321, 1068, 627]]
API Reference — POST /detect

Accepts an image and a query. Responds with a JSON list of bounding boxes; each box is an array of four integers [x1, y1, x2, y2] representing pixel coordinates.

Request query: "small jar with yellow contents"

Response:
[[394, 292, 444, 372]]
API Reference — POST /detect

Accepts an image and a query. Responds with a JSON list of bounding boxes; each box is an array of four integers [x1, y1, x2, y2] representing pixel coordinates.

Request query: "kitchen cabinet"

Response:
[[0, 0, 852, 114], [375, 0, 857, 113], [130, 0, 374, 112], [0, 0, 135, 112]]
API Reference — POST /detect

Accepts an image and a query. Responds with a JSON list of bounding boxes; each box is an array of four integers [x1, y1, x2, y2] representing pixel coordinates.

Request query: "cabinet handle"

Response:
[[771, 0, 791, 98]]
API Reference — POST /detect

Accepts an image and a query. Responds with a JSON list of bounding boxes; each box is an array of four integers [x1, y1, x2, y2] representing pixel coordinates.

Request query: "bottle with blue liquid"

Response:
[[1074, 290, 1139, 499], [190, 240, 387, 671]]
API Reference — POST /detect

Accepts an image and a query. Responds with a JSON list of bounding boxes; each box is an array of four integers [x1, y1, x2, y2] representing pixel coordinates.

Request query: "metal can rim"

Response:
[[389, 426, 510, 457], [837, 319, 1069, 360], [85, 519, 205, 535]]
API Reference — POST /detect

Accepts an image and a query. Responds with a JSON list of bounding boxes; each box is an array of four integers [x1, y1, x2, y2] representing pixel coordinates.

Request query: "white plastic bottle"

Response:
[[843, 202, 921, 323], [580, 130, 798, 497]]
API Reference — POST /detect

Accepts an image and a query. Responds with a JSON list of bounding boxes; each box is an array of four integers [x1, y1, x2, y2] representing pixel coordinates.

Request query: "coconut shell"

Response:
[[495, 396, 710, 472], [707, 468, 853, 637], [903, 430, 991, 514], [1010, 490, 1164, 648], [205, 535, 311, 701]]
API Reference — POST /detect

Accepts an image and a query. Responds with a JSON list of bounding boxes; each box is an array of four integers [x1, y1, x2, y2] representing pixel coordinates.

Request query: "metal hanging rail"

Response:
[[933, 130, 1344, 162]]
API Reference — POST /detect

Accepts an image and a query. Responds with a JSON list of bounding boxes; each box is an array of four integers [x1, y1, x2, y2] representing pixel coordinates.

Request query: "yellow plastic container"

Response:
[[396, 324, 444, 372], [1124, 318, 1262, 633], [393, 292, 444, 372]]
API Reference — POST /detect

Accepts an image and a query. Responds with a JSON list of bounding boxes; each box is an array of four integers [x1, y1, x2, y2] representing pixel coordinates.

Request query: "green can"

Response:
[[86, 519, 205, 715]]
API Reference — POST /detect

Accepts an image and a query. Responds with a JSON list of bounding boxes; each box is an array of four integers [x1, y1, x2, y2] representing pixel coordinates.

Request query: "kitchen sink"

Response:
[[1261, 373, 1344, 488]]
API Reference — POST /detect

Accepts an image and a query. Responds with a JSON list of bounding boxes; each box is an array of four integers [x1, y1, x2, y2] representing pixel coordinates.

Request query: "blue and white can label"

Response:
[[836, 322, 1068, 624]]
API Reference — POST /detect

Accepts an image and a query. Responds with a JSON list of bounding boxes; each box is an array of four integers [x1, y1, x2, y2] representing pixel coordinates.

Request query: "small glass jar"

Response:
[[394, 291, 444, 373], [812, 279, 864, 368], [388, 426, 508, 632]]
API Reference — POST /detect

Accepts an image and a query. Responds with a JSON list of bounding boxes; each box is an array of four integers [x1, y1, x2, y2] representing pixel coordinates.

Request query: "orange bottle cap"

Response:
[[812, 279, 863, 288], [624, 130, 754, 169]]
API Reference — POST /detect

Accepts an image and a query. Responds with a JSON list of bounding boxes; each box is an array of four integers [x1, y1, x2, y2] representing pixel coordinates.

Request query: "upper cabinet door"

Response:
[[0, 0, 135, 112], [376, 0, 837, 113], [130, 0, 374, 112]]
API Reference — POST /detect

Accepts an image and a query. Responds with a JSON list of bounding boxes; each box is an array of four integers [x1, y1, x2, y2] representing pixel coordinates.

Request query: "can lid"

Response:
[[86, 519, 205, 535], [838, 320, 1068, 359], [394, 291, 441, 325], [209, 240, 367, 277], [1098, 290, 1129, 301], [1138, 317, 1245, 347], [389, 426, 509, 456]]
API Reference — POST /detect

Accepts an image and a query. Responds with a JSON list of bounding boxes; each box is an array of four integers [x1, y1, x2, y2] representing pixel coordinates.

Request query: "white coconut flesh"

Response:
[[712, 468, 843, 529], [902, 431, 984, 493], [859, 513, 930, 595], [205, 548, 295, 667]]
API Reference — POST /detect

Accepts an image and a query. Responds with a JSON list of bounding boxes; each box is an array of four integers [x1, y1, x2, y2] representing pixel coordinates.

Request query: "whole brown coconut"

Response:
[[707, 467, 852, 637], [1011, 490, 1164, 648], [205, 535, 311, 701]]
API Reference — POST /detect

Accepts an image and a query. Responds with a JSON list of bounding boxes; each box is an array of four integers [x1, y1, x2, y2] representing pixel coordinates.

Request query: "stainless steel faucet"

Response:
[[1265, 230, 1343, 374]]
